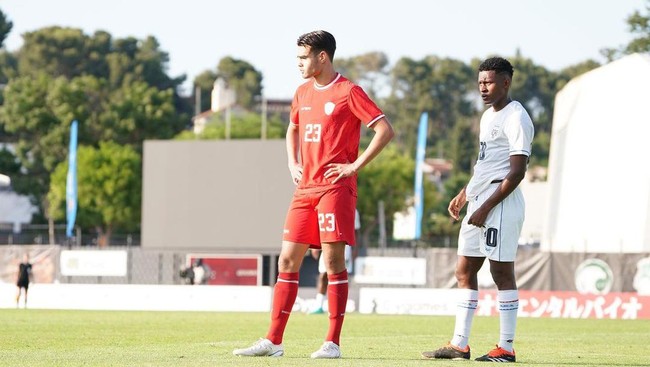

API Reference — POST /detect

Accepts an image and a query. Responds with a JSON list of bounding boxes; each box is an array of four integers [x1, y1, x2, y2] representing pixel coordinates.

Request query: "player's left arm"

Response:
[[325, 117, 394, 183], [467, 155, 528, 228]]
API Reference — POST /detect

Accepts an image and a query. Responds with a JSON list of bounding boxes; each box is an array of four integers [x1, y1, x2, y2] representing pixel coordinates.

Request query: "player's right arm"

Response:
[[448, 186, 467, 221], [286, 123, 302, 185]]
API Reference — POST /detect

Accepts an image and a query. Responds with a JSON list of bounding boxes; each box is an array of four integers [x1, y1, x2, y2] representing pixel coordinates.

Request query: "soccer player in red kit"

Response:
[[233, 30, 394, 359]]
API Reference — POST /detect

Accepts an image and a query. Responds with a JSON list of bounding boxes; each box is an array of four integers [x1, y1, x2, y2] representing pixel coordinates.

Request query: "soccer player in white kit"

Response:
[[422, 57, 534, 363]]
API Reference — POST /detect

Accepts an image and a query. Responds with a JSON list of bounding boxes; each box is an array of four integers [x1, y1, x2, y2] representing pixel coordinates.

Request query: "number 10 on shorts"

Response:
[[319, 213, 335, 232]]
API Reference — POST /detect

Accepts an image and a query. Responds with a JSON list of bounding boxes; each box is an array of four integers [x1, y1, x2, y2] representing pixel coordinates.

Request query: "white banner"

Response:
[[354, 256, 426, 285], [359, 288, 459, 315], [0, 284, 272, 312], [60, 250, 127, 276]]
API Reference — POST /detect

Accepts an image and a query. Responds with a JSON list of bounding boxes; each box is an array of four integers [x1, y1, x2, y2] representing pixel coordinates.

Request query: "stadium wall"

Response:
[[141, 140, 294, 251], [2, 246, 649, 294]]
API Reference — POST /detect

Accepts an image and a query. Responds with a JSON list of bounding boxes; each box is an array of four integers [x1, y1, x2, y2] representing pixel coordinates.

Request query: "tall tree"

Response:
[[337, 51, 389, 99], [603, 0, 650, 58], [0, 72, 181, 219], [357, 145, 439, 246], [0, 8, 12, 48], [383, 56, 475, 157], [48, 142, 141, 246], [216, 56, 263, 109]]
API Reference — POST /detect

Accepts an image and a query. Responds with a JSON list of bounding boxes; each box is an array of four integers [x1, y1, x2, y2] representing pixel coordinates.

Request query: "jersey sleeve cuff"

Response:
[[367, 114, 385, 128], [509, 150, 530, 156]]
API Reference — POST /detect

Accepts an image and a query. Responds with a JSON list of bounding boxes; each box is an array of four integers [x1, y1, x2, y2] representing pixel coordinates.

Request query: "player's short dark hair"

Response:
[[297, 30, 336, 61], [478, 57, 514, 78]]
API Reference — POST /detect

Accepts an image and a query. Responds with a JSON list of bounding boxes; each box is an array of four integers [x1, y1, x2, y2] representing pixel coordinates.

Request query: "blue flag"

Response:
[[66, 120, 78, 238], [413, 112, 428, 240]]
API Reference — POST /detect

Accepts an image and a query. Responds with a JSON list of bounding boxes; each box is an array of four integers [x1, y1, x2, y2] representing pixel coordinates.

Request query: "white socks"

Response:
[[497, 289, 519, 352], [315, 293, 326, 308], [450, 289, 479, 349], [449, 289, 518, 352]]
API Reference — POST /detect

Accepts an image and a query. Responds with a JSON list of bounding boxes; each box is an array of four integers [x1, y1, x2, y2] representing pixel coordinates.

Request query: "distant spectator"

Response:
[[16, 254, 32, 308]]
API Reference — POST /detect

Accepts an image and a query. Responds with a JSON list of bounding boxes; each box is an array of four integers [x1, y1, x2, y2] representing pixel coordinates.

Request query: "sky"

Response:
[[1, 0, 647, 99]]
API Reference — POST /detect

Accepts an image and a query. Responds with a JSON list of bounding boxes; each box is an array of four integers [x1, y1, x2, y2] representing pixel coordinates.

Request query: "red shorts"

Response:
[[282, 186, 357, 248]]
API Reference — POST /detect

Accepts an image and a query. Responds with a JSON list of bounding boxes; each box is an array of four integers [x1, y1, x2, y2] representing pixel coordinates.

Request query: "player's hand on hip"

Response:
[[289, 163, 303, 185], [324, 162, 355, 184]]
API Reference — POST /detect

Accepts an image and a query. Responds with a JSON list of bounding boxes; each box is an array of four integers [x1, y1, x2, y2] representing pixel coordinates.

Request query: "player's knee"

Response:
[[490, 268, 515, 287], [455, 268, 474, 288], [277, 256, 301, 273]]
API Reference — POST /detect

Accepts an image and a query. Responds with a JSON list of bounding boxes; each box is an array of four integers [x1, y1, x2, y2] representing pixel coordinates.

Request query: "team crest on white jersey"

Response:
[[324, 102, 336, 115]]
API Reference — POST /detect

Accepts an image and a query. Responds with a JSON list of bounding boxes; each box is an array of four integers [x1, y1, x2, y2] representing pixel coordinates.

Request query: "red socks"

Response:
[[325, 270, 348, 345], [266, 272, 299, 344]]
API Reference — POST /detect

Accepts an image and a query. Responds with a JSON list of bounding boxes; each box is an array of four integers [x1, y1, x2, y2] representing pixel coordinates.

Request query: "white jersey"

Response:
[[465, 101, 534, 199]]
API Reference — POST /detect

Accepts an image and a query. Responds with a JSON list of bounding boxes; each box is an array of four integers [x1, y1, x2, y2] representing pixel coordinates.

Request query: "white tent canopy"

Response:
[[542, 53, 650, 253]]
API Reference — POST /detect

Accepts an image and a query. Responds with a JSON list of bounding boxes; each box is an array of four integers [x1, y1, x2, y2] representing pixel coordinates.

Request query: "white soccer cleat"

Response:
[[232, 338, 284, 357], [310, 341, 341, 359]]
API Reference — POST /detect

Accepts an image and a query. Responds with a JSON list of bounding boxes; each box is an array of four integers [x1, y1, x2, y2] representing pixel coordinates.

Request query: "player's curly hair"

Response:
[[479, 57, 514, 78], [297, 30, 336, 61]]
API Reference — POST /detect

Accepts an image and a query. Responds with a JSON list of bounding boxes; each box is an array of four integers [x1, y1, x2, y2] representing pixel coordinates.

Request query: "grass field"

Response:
[[1, 309, 648, 367]]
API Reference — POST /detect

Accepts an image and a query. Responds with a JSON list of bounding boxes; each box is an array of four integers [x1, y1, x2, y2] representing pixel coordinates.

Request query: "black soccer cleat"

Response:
[[475, 345, 516, 362]]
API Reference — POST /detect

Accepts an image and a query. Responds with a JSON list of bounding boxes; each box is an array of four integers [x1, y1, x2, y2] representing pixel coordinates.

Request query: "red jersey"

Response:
[[290, 74, 384, 194]]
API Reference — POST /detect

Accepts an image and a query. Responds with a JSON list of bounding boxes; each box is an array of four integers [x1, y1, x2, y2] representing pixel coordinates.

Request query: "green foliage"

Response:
[[175, 112, 285, 140], [384, 56, 475, 157], [555, 59, 601, 91], [48, 142, 141, 238], [448, 116, 479, 173], [357, 144, 440, 245], [16, 27, 184, 91], [336, 51, 389, 99], [216, 56, 263, 109], [0, 71, 180, 219], [0, 8, 12, 49], [601, 0, 650, 59], [530, 130, 551, 167], [0, 49, 17, 85], [624, 1, 650, 54]]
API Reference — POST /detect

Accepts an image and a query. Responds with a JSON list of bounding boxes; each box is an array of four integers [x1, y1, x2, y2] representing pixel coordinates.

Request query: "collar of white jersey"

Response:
[[314, 73, 341, 90]]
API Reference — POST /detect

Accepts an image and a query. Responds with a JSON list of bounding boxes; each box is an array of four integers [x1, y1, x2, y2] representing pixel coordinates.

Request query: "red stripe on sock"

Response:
[[266, 272, 299, 344], [326, 270, 348, 345]]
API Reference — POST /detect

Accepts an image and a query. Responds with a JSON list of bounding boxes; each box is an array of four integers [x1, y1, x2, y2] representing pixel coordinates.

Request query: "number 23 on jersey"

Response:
[[304, 123, 322, 142]]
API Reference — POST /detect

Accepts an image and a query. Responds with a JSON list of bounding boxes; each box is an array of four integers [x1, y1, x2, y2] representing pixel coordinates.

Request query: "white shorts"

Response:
[[457, 183, 525, 262], [318, 245, 353, 273]]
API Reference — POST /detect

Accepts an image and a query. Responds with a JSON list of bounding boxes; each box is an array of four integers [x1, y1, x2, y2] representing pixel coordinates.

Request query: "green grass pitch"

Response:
[[1, 309, 648, 366]]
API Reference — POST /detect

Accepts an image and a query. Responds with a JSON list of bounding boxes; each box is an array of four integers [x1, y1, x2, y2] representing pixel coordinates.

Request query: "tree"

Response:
[[448, 116, 479, 174], [17, 27, 91, 79], [383, 56, 475, 157], [0, 8, 12, 48], [216, 57, 262, 109], [48, 142, 141, 246], [602, 0, 650, 59], [337, 51, 389, 99], [0, 72, 182, 221], [101, 80, 182, 150], [357, 145, 439, 247]]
